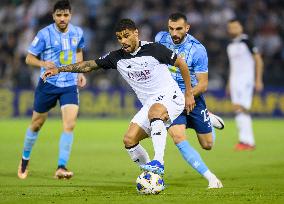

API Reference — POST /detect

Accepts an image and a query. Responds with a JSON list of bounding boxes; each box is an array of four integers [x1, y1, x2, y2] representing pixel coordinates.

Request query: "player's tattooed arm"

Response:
[[58, 60, 99, 73], [43, 60, 100, 80]]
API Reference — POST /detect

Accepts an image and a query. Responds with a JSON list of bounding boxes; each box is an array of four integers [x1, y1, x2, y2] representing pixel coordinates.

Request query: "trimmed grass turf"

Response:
[[0, 118, 284, 204]]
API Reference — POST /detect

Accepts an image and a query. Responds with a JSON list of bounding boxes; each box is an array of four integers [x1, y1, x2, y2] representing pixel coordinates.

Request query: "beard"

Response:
[[172, 35, 186, 44]]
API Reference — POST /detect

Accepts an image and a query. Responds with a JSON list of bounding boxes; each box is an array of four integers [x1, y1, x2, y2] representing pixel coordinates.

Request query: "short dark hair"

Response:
[[169, 12, 187, 22], [228, 18, 242, 24], [115, 19, 137, 32], [53, 0, 71, 13]]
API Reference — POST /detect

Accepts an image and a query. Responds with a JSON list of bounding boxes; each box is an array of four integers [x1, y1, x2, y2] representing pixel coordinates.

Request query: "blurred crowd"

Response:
[[0, 0, 283, 90]]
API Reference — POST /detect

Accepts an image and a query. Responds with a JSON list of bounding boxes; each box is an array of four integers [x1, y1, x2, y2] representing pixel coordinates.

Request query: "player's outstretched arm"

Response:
[[26, 53, 56, 69], [43, 60, 99, 80], [174, 56, 195, 113], [59, 60, 99, 73]]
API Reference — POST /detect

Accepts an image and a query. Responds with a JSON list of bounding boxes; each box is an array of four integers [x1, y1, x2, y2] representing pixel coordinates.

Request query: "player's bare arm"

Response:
[[25, 53, 56, 69], [174, 56, 195, 113], [76, 48, 87, 88], [253, 53, 264, 92], [43, 60, 99, 80], [76, 48, 83, 62], [192, 73, 208, 96]]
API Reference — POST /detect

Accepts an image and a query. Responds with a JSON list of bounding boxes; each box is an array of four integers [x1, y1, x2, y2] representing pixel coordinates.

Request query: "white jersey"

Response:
[[227, 34, 258, 84], [95, 41, 180, 105], [227, 34, 259, 109]]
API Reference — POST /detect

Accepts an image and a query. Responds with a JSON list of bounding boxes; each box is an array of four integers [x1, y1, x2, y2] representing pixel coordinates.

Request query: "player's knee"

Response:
[[30, 124, 41, 132], [123, 133, 138, 147], [63, 121, 76, 132], [148, 105, 162, 119], [170, 132, 186, 144], [148, 103, 167, 121], [201, 142, 213, 150], [30, 120, 45, 132]]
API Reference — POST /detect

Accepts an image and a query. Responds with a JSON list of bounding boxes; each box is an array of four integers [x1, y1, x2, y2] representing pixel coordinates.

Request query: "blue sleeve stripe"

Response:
[[156, 31, 168, 43], [185, 42, 194, 64], [48, 27, 60, 86], [75, 26, 79, 38], [47, 27, 52, 60], [75, 26, 84, 49], [161, 32, 168, 42]]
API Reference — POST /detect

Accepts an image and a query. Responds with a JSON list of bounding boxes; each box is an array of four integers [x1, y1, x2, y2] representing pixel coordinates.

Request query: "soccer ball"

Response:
[[136, 171, 165, 195]]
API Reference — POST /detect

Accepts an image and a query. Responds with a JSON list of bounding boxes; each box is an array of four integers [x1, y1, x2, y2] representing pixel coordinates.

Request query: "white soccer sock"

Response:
[[126, 144, 150, 166], [203, 170, 217, 181], [150, 119, 167, 164], [235, 112, 255, 146]]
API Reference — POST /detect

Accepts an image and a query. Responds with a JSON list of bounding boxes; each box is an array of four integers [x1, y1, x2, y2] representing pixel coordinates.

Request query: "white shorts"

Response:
[[230, 80, 254, 110], [131, 87, 185, 135]]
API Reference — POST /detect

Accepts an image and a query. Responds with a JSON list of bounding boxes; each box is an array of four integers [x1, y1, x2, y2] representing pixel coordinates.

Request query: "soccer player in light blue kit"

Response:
[[17, 0, 85, 179], [155, 13, 224, 188]]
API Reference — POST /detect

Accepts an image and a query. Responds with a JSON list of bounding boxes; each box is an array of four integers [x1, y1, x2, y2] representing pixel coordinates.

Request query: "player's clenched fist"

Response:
[[185, 92, 195, 114], [42, 68, 59, 81], [77, 74, 87, 88]]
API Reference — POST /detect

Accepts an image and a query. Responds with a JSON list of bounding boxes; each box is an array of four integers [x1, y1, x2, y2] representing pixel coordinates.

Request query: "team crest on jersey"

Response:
[[71, 38, 77, 46]]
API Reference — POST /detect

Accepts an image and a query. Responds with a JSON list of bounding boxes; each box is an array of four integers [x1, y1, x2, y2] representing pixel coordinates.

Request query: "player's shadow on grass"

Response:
[[165, 174, 202, 187]]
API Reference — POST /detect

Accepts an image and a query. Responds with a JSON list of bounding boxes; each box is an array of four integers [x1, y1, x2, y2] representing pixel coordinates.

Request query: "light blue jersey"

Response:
[[155, 31, 208, 93], [28, 23, 84, 87]]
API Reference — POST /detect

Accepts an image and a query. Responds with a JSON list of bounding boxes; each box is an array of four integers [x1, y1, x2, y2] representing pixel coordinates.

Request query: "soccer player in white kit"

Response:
[[43, 19, 195, 175], [226, 19, 264, 150]]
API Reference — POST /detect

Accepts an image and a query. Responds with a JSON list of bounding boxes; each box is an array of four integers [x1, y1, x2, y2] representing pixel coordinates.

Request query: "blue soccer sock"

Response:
[[22, 128, 39, 160], [58, 132, 74, 167], [176, 140, 209, 175]]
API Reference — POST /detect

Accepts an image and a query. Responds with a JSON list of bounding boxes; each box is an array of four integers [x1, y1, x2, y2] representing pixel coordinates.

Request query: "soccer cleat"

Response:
[[17, 158, 29, 179], [209, 112, 225, 130], [208, 177, 223, 189], [140, 160, 164, 175], [235, 142, 255, 151], [54, 166, 73, 179]]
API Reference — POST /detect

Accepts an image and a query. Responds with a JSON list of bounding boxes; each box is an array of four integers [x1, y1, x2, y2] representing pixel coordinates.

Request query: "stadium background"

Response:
[[0, 0, 283, 118], [0, 1, 284, 203]]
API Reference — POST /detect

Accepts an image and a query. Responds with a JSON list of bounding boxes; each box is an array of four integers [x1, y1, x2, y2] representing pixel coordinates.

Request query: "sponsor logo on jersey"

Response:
[[127, 70, 151, 81]]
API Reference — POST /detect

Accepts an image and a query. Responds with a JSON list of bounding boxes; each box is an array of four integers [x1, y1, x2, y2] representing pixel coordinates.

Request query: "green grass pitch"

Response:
[[0, 118, 284, 204]]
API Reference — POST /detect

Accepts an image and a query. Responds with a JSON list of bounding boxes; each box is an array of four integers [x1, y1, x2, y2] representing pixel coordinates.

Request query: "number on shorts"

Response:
[[201, 108, 212, 128]]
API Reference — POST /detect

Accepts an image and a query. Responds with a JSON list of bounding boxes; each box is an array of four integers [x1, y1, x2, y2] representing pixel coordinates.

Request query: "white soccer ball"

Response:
[[136, 171, 165, 195]]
